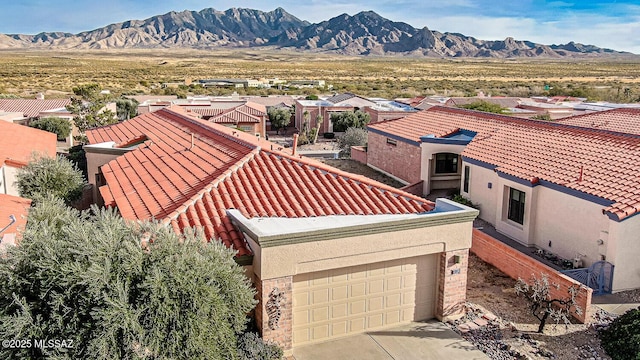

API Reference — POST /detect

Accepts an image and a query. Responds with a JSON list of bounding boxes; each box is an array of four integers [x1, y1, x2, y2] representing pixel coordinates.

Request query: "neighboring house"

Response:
[[84, 107, 478, 353], [294, 93, 416, 134], [516, 101, 574, 119], [136, 97, 268, 138], [0, 193, 31, 250], [0, 121, 57, 196], [0, 98, 72, 122], [367, 106, 640, 292]]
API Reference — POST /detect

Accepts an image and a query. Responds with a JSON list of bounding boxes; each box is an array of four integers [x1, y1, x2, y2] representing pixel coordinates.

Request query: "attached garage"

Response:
[[292, 255, 438, 345]]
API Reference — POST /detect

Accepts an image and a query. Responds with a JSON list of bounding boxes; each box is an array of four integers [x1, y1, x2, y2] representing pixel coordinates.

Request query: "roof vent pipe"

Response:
[[578, 165, 584, 182], [292, 134, 299, 156]]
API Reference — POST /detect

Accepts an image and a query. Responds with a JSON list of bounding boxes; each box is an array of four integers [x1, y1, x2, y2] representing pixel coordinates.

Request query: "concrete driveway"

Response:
[[292, 321, 489, 360]]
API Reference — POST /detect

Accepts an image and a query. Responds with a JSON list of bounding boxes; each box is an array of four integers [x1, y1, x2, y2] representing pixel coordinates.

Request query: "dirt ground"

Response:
[[463, 254, 621, 360]]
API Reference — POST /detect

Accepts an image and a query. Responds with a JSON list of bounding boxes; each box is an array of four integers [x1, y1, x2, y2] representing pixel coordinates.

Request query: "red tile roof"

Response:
[[556, 108, 640, 135], [0, 121, 57, 167], [0, 194, 31, 247], [369, 106, 640, 221], [88, 108, 434, 256], [0, 99, 71, 118]]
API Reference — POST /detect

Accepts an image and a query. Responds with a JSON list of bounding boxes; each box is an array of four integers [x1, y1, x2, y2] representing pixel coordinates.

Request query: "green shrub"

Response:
[[451, 194, 477, 208], [600, 309, 640, 360], [17, 155, 86, 205], [29, 116, 72, 141], [237, 332, 283, 360]]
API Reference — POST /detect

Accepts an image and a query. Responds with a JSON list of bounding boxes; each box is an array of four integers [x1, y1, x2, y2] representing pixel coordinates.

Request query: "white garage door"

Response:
[[292, 255, 438, 345]]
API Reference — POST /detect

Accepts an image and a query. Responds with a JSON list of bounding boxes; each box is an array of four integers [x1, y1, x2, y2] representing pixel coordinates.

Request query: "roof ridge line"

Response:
[[162, 147, 261, 226], [263, 149, 433, 206]]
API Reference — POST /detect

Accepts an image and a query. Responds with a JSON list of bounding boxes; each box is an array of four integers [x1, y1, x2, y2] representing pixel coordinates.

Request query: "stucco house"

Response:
[[0, 121, 57, 196], [294, 93, 416, 135], [84, 107, 478, 353], [367, 106, 640, 292], [135, 97, 268, 138]]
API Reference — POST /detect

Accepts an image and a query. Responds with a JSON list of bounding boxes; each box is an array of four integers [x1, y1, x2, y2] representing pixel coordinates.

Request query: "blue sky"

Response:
[[1, 0, 638, 53]]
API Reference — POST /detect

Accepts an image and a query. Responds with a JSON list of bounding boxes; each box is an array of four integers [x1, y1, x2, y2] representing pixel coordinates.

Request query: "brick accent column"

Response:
[[436, 249, 469, 321], [255, 276, 293, 351]]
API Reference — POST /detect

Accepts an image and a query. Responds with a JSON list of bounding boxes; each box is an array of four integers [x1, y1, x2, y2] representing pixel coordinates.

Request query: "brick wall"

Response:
[[367, 131, 421, 184], [436, 249, 469, 321], [400, 180, 425, 197], [471, 229, 592, 323], [350, 146, 367, 164], [255, 276, 293, 351]]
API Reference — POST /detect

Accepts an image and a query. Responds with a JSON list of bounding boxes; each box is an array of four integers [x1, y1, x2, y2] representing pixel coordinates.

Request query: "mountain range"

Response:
[[0, 7, 631, 58]]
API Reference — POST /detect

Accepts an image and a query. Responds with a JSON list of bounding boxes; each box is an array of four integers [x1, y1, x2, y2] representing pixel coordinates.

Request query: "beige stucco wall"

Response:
[[251, 221, 473, 281], [532, 186, 610, 267], [462, 161, 498, 223], [607, 215, 640, 291]]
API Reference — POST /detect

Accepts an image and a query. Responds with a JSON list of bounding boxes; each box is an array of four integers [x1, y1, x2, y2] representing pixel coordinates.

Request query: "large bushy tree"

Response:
[[29, 117, 72, 141], [330, 110, 370, 132], [16, 155, 85, 205], [459, 100, 509, 114], [0, 197, 259, 360], [267, 107, 291, 135]]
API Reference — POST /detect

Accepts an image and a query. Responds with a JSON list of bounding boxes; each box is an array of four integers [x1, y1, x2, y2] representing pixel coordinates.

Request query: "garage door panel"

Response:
[[332, 303, 348, 318], [386, 293, 401, 307], [332, 285, 348, 301], [369, 279, 384, 294], [293, 255, 438, 346], [350, 282, 366, 297], [386, 310, 401, 325]]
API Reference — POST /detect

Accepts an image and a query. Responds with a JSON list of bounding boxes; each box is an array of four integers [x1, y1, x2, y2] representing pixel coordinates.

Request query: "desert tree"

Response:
[[29, 116, 72, 141], [330, 110, 370, 132], [0, 196, 260, 360], [267, 107, 291, 135], [459, 101, 509, 114], [312, 113, 323, 144], [337, 127, 368, 157], [115, 98, 139, 121], [66, 83, 117, 142], [16, 155, 85, 205], [514, 273, 582, 333]]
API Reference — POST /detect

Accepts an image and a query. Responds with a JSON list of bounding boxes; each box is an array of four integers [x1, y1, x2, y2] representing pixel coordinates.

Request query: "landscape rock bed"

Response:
[[461, 254, 623, 360]]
